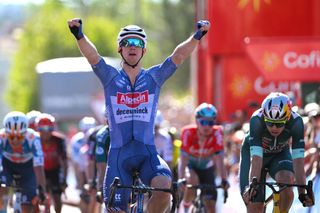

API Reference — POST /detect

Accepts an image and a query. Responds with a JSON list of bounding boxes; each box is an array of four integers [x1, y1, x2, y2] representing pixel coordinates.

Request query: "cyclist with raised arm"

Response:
[[178, 103, 229, 213], [0, 111, 48, 213], [35, 113, 68, 213], [239, 92, 314, 213], [68, 18, 210, 213]]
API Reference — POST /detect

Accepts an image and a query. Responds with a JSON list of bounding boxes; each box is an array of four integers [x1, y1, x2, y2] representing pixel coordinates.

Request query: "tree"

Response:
[[5, 0, 118, 112], [5, 0, 195, 112]]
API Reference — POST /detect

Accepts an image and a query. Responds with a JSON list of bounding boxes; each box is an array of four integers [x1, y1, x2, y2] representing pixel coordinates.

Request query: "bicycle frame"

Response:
[[108, 175, 183, 213], [12, 187, 22, 213], [184, 183, 228, 213]]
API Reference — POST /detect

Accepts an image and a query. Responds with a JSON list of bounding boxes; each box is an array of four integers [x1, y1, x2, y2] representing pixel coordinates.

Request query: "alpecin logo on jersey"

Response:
[[117, 91, 148, 108]]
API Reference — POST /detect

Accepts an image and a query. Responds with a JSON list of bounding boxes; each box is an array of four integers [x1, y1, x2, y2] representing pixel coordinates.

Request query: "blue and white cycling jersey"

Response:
[[92, 56, 177, 148], [0, 128, 44, 167]]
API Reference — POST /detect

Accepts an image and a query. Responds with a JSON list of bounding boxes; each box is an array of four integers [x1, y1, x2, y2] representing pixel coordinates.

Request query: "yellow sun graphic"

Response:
[[229, 74, 252, 98], [261, 51, 280, 72], [238, 0, 271, 12]]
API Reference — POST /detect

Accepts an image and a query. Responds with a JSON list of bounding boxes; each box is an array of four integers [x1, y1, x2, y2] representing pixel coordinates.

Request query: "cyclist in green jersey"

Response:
[[239, 92, 314, 213]]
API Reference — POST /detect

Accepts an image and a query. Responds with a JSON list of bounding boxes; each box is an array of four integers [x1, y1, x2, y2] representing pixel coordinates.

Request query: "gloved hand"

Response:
[[298, 193, 314, 207], [37, 185, 46, 202], [0, 171, 6, 187], [80, 188, 91, 204], [89, 179, 97, 192], [221, 179, 230, 189], [193, 20, 211, 40], [96, 188, 103, 203], [68, 18, 84, 40], [60, 181, 68, 192]]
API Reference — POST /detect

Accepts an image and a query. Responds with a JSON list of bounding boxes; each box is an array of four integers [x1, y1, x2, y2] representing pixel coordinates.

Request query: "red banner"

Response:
[[217, 56, 301, 121], [245, 37, 320, 81], [207, 0, 320, 54]]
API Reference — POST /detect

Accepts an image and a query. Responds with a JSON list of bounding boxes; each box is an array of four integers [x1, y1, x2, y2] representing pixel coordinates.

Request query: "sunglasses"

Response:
[[38, 126, 54, 132], [120, 38, 145, 48], [197, 119, 215, 126], [264, 119, 286, 128]]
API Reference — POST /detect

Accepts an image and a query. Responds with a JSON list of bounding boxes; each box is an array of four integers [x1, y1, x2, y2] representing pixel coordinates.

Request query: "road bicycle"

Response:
[[182, 183, 228, 213], [249, 176, 314, 213], [0, 173, 49, 213], [108, 171, 184, 213]]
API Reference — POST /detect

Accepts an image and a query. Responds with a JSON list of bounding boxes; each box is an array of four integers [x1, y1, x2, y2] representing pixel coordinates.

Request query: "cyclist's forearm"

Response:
[[77, 36, 101, 65], [97, 162, 106, 189], [249, 156, 262, 182], [171, 36, 199, 65], [34, 166, 47, 192], [178, 156, 188, 179], [86, 159, 96, 184], [60, 158, 68, 180], [293, 158, 306, 194], [214, 154, 227, 180]]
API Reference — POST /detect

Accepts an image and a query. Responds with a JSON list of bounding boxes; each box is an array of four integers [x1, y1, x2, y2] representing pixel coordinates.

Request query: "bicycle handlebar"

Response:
[[108, 177, 185, 213], [249, 177, 314, 203]]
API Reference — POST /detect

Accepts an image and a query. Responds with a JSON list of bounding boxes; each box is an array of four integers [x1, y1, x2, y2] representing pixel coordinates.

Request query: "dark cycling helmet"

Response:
[[262, 92, 291, 121], [3, 111, 28, 134], [36, 113, 55, 131], [117, 25, 147, 47], [195, 103, 217, 119]]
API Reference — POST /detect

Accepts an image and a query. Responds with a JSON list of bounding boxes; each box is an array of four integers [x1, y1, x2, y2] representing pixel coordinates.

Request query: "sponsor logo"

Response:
[[117, 91, 148, 108], [189, 146, 214, 156], [116, 107, 148, 115], [96, 147, 104, 155], [115, 194, 121, 201], [283, 50, 320, 69], [254, 76, 299, 95], [262, 51, 280, 72]]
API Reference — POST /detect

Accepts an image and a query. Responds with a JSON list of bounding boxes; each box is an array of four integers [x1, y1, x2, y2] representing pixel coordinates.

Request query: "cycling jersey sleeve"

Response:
[[148, 57, 177, 87], [214, 126, 224, 153], [290, 116, 305, 159], [32, 136, 44, 167], [180, 127, 189, 153], [92, 58, 119, 87], [95, 127, 110, 163], [59, 138, 68, 160], [249, 116, 264, 158]]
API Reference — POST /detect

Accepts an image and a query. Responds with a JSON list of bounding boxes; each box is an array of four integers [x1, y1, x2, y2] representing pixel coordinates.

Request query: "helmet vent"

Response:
[[119, 32, 146, 38]]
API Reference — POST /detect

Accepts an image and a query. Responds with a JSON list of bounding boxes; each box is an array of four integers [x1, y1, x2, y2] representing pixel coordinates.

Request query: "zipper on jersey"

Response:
[[272, 136, 277, 150]]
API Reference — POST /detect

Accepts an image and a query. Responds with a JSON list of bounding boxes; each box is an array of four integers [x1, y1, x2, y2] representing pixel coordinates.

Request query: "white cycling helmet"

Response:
[[26, 110, 42, 130], [79, 116, 96, 132], [3, 111, 28, 134], [117, 25, 147, 47], [262, 92, 291, 121]]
